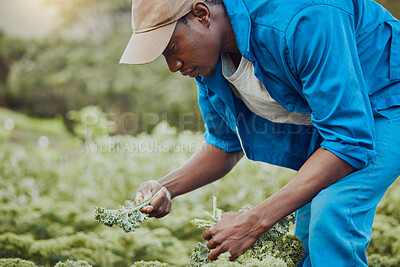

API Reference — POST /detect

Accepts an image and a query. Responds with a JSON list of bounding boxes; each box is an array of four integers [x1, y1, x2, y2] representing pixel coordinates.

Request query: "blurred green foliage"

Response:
[[0, 110, 399, 266], [67, 106, 117, 141], [1, 0, 201, 135], [0, 0, 399, 135], [54, 260, 93, 267], [0, 258, 38, 267]]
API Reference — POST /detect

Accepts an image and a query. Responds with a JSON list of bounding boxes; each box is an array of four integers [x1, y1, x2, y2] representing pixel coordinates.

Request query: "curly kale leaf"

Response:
[[202, 252, 287, 267], [54, 260, 93, 267], [94, 190, 160, 233], [130, 260, 168, 266], [189, 198, 304, 267], [190, 242, 210, 267], [0, 258, 38, 267], [191, 196, 222, 229]]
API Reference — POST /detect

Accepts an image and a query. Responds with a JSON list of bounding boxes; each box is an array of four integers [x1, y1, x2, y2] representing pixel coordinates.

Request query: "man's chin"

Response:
[[200, 67, 216, 78]]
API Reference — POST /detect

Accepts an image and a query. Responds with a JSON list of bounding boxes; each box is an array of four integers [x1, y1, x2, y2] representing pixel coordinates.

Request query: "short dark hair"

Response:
[[178, 0, 224, 26], [204, 0, 224, 5]]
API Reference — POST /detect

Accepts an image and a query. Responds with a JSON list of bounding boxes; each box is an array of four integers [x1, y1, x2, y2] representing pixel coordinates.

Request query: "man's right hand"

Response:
[[135, 180, 172, 218]]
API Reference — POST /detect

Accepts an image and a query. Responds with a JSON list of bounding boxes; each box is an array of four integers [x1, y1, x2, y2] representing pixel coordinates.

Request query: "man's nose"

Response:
[[165, 57, 183, 73]]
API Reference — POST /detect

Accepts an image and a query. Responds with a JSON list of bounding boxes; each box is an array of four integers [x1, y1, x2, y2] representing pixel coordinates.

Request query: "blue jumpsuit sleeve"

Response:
[[286, 5, 376, 169], [196, 79, 243, 153]]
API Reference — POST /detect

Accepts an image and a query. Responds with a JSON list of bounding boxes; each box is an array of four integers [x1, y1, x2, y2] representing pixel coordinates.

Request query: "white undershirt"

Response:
[[221, 53, 312, 126]]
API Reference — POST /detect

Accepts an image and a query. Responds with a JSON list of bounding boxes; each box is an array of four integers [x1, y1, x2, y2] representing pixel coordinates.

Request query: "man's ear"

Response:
[[191, 2, 211, 27]]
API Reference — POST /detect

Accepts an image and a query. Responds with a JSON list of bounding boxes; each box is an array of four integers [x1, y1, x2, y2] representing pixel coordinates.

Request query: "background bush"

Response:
[[1, 0, 396, 135]]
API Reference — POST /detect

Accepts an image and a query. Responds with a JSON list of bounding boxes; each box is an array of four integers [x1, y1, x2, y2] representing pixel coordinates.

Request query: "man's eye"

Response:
[[167, 45, 175, 53]]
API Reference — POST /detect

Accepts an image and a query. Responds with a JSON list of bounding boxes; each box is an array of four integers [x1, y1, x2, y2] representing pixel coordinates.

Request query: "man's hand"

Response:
[[202, 211, 265, 260], [135, 180, 172, 218]]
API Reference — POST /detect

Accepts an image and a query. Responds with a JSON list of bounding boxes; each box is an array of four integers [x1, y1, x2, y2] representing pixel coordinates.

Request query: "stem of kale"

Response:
[[132, 189, 162, 212]]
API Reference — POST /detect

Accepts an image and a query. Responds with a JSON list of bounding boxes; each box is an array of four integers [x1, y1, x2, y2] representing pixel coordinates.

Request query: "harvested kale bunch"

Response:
[[94, 190, 160, 233]]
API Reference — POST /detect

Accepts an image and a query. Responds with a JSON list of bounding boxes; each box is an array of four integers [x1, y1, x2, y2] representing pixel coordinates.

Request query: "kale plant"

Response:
[[55, 260, 93, 267], [0, 258, 38, 267], [94, 190, 160, 233], [130, 260, 168, 267], [190, 197, 304, 267]]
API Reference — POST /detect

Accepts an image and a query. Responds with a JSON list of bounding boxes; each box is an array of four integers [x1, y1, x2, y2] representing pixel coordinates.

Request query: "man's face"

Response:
[[162, 19, 220, 78]]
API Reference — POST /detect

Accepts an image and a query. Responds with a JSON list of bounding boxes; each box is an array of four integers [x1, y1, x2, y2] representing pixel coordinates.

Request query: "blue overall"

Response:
[[195, 0, 400, 265], [295, 106, 400, 266]]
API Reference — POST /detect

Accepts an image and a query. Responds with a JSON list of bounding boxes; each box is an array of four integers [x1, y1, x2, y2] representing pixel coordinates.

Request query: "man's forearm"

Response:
[[249, 147, 357, 231], [158, 142, 243, 199]]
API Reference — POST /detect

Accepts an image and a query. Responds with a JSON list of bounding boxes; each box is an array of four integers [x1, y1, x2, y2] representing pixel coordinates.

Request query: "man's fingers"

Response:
[[143, 191, 153, 201], [141, 205, 154, 213], [147, 188, 172, 218], [135, 191, 143, 203], [152, 201, 172, 218], [149, 188, 166, 210], [206, 238, 220, 249], [152, 199, 168, 218], [136, 185, 172, 218], [226, 243, 249, 261], [207, 245, 226, 261], [135, 190, 153, 203], [165, 201, 172, 214], [202, 229, 212, 240], [154, 212, 167, 218]]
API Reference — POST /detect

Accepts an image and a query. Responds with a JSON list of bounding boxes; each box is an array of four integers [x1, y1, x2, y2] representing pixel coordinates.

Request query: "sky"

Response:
[[0, 0, 59, 38]]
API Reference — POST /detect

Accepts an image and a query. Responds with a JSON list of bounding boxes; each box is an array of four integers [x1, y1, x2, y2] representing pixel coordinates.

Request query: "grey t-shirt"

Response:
[[221, 53, 312, 126]]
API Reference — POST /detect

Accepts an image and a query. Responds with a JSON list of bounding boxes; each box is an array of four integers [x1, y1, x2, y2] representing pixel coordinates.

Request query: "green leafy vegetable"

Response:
[[0, 258, 38, 267], [94, 190, 161, 233], [55, 260, 93, 267], [200, 252, 287, 267], [190, 197, 304, 267], [130, 260, 168, 267], [2, 111, 398, 266]]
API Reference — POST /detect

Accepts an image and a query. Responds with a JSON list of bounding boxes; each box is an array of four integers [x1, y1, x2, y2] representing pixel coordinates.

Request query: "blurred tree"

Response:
[[0, 31, 26, 108], [3, 0, 201, 134], [1, 0, 399, 134]]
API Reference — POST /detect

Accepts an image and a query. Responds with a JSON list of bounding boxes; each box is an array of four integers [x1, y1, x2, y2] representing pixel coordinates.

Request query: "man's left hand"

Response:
[[202, 211, 266, 260]]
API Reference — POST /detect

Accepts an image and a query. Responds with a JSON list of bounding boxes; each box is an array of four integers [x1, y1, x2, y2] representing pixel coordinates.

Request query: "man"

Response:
[[120, 0, 400, 265]]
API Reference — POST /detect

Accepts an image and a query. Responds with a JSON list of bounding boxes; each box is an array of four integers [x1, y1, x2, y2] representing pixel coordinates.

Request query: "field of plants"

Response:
[[0, 0, 399, 266], [1, 107, 400, 266]]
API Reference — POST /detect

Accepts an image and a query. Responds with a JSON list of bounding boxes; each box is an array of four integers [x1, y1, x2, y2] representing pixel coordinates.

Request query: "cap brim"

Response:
[[119, 22, 177, 65]]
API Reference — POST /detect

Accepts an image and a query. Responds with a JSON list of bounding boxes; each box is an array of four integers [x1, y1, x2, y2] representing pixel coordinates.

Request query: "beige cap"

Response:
[[120, 0, 202, 65]]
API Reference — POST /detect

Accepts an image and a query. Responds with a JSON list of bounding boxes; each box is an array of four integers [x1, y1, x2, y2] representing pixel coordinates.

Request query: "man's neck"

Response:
[[217, 5, 240, 54]]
